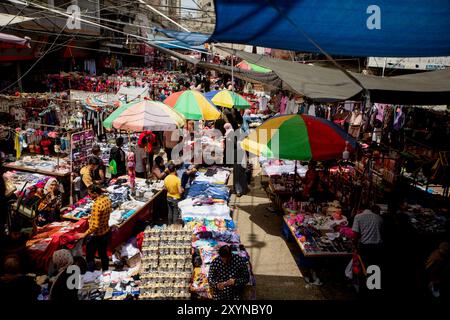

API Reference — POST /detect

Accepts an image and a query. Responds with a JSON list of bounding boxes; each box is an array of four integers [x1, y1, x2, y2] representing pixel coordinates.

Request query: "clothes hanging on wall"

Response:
[[308, 104, 316, 116], [84, 59, 97, 75], [285, 98, 298, 114]]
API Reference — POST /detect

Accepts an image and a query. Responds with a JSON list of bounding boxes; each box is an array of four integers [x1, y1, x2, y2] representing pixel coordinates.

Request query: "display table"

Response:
[[3, 156, 71, 177], [61, 177, 165, 250], [26, 219, 88, 273], [4, 156, 71, 204], [282, 201, 353, 258], [282, 215, 352, 258]]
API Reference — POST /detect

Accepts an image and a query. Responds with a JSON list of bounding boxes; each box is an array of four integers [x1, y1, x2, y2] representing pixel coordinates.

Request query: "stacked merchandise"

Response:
[[70, 130, 95, 173], [399, 204, 449, 235], [283, 200, 354, 256], [62, 178, 163, 224], [260, 157, 308, 177], [177, 166, 255, 299], [140, 225, 193, 300], [185, 218, 256, 299], [3, 171, 52, 197], [6, 155, 71, 174]]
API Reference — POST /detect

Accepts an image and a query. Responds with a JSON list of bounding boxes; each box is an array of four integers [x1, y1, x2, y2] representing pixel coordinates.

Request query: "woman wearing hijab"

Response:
[[223, 123, 234, 166], [49, 249, 79, 301], [241, 109, 252, 134], [36, 178, 62, 226]]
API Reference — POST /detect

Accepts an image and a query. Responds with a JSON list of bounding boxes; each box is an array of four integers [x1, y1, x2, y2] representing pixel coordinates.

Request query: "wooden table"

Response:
[[3, 162, 70, 178], [62, 189, 165, 250], [3, 162, 71, 205], [282, 214, 352, 258]]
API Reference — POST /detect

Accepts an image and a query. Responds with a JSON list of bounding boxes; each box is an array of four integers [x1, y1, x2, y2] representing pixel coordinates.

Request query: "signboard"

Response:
[[368, 57, 450, 70]]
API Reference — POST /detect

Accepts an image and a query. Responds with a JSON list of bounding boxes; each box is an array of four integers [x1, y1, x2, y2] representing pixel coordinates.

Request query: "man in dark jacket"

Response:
[[109, 137, 126, 178]]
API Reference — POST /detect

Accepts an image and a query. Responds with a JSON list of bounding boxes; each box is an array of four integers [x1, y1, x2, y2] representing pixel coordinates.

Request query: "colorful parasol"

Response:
[[108, 100, 185, 131], [236, 60, 271, 73], [164, 90, 221, 120], [241, 114, 358, 161], [205, 90, 251, 109], [103, 100, 140, 129]]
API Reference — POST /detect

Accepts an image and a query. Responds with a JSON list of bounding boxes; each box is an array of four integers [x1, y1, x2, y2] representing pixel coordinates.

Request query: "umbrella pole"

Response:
[[293, 160, 297, 199]]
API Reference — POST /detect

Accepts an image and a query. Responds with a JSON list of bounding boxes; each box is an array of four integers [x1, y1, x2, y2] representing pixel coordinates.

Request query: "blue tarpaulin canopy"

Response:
[[158, 0, 450, 57]]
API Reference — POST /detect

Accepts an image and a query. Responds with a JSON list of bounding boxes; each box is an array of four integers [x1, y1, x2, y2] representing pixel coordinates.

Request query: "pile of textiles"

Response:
[[194, 167, 231, 185], [10, 155, 71, 174], [3, 171, 51, 197], [186, 181, 230, 201], [178, 197, 231, 220], [188, 219, 256, 299], [77, 267, 141, 300], [260, 157, 308, 177]]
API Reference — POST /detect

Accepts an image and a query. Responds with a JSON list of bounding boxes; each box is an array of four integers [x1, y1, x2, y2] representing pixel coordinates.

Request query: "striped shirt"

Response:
[[352, 210, 383, 245], [86, 195, 112, 236]]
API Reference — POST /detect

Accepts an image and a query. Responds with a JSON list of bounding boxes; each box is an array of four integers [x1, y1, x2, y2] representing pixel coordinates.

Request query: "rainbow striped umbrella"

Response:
[[164, 90, 220, 120], [111, 100, 185, 132], [241, 114, 358, 161], [206, 90, 251, 109], [103, 100, 140, 129]]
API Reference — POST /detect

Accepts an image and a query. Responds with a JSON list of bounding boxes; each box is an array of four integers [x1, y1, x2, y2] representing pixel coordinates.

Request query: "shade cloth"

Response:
[[210, 0, 450, 57]]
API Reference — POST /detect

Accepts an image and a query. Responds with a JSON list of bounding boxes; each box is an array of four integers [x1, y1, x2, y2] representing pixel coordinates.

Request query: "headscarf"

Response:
[[52, 249, 73, 272], [44, 178, 58, 194], [224, 123, 234, 137], [426, 242, 450, 269]]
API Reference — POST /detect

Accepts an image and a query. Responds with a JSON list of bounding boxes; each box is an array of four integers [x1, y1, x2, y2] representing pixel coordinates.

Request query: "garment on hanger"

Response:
[[286, 98, 298, 114], [279, 95, 288, 114], [258, 95, 268, 112], [308, 104, 316, 116]]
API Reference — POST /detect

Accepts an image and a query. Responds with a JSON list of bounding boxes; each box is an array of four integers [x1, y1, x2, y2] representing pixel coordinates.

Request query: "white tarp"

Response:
[[0, 13, 35, 26], [116, 86, 149, 103], [69, 90, 117, 103]]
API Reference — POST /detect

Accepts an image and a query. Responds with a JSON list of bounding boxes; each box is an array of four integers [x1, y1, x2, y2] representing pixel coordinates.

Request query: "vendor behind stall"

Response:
[[109, 137, 126, 178], [208, 245, 250, 300], [36, 178, 62, 227], [152, 156, 169, 180], [302, 161, 319, 200], [79, 157, 100, 198], [91, 145, 106, 184], [134, 137, 147, 179]]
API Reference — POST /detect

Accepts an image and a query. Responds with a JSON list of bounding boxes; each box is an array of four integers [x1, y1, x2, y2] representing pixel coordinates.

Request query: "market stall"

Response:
[[61, 176, 165, 250], [282, 200, 353, 257], [174, 165, 256, 300]]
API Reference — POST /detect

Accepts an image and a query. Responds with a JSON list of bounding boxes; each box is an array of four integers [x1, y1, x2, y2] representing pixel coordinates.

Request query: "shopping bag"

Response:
[[109, 159, 117, 175], [352, 252, 367, 276]]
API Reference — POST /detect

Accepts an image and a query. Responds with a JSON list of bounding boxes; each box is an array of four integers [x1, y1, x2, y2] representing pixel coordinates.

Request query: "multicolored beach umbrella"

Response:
[[241, 114, 358, 161], [164, 90, 220, 120], [103, 100, 140, 129], [111, 100, 185, 132], [236, 60, 271, 73], [205, 90, 251, 109]]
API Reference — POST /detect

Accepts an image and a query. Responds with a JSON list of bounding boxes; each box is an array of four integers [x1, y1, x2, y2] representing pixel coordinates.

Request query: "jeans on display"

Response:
[[86, 232, 110, 272], [167, 197, 180, 224]]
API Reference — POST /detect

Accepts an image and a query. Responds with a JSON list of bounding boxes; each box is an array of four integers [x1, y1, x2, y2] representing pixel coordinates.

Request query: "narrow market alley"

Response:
[[230, 168, 356, 300]]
